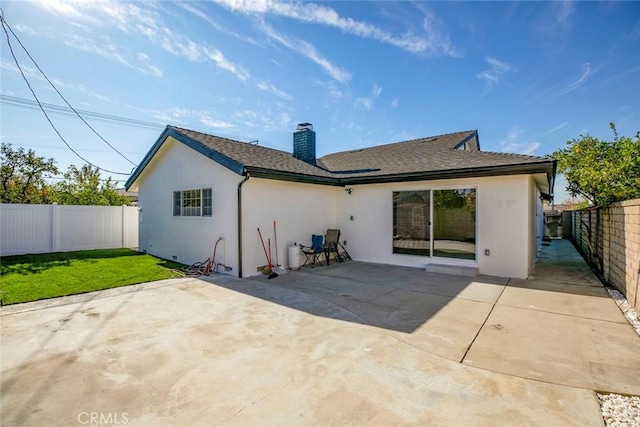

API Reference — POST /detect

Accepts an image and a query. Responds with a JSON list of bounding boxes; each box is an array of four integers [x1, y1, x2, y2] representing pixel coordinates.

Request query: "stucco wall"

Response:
[[242, 178, 339, 276], [134, 138, 542, 280], [527, 176, 544, 274], [135, 137, 242, 271], [336, 174, 534, 278]]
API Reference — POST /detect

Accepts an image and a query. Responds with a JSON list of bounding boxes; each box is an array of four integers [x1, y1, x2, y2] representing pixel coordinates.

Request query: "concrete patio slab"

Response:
[[528, 263, 603, 287], [1, 278, 603, 426], [463, 239, 640, 395], [307, 261, 508, 304], [462, 304, 640, 395], [384, 295, 493, 361], [528, 240, 603, 287], [251, 269, 496, 361], [3, 239, 636, 425], [501, 278, 628, 323]]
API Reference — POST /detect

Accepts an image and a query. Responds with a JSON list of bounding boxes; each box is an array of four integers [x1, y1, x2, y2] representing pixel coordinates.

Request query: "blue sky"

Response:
[[1, 1, 639, 200]]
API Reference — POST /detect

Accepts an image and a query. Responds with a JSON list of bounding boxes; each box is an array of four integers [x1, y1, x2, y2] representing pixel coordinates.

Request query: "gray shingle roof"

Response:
[[172, 126, 335, 178], [317, 130, 553, 178], [127, 125, 555, 190]]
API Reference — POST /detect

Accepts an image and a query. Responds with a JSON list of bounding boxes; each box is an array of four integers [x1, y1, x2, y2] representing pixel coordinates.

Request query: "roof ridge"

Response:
[[322, 129, 477, 157], [470, 149, 551, 161], [170, 125, 292, 155], [170, 125, 338, 175]]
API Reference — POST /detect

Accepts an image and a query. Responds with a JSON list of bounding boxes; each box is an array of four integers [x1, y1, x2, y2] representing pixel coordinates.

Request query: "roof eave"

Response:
[[245, 166, 341, 186], [340, 161, 556, 186], [125, 126, 245, 190]]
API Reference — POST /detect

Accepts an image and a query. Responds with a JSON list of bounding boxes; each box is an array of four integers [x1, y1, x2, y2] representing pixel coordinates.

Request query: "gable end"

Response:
[[126, 127, 245, 190]]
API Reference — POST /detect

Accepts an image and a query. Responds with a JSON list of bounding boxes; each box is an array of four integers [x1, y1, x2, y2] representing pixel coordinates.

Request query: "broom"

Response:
[[257, 227, 278, 279]]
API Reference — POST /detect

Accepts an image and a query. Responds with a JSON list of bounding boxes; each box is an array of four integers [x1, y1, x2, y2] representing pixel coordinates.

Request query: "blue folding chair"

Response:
[[300, 234, 325, 267]]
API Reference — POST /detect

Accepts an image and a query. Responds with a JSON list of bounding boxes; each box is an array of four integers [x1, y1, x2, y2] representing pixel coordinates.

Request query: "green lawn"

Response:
[[0, 249, 185, 305]]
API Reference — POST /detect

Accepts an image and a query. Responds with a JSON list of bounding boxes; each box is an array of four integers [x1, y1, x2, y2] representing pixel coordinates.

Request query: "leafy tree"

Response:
[[551, 124, 640, 205], [53, 164, 131, 206], [559, 197, 589, 211], [0, 143, 59, 204]]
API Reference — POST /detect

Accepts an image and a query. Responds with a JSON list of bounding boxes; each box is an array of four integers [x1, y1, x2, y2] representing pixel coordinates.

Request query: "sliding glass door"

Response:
[[393, 188, 476, 260], [433, 189, 476, 260], [393, 190, 431, 256]]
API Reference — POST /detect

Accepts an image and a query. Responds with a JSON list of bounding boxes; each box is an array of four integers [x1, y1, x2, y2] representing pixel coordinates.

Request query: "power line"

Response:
[[3, 142, 144, 155], [3, 94, 292, 152], [1, 94, 165, 130], [0, 10, 137, 167], [0, 9, 131, 176], [45, 175, 127, 184]]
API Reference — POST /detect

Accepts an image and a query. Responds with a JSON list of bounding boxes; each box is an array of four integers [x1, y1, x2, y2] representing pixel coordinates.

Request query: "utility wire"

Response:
[[5, 142, 144, 155], [1, 94, 165, 130], [0, 9, 137, 166], [0, 9, 131, 176]]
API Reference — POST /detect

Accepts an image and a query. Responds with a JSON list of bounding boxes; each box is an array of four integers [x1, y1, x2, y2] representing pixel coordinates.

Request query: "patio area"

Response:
[[1, 240, 638, 425]]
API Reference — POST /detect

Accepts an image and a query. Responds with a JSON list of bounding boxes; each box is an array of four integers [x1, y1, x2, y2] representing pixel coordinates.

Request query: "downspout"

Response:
[[237, 171, 250, 277]]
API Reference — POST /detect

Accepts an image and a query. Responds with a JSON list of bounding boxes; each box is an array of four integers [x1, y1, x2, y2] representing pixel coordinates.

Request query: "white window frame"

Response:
[[173, 187, 212, 217]]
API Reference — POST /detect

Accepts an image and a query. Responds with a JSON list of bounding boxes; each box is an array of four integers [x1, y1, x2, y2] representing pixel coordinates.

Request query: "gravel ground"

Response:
[[607, 288, 640, 336], [597, 393, 640, 427], [598, 288, 640, 426]]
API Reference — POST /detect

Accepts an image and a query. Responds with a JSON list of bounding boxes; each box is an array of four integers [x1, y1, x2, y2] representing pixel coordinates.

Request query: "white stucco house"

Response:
[[125, 123, 555, 279]]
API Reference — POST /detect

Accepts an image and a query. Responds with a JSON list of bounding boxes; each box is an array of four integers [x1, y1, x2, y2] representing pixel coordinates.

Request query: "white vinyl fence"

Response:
[[1, 204, 138, 256]]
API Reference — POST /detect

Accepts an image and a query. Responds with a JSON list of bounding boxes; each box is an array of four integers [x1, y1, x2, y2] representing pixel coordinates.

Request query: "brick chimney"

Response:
[[293, 123, 316, 165]]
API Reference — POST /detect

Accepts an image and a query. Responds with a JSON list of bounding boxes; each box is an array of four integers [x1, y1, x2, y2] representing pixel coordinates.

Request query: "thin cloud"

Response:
[[421, 9, 463, 57], [142, 107, 200, 124], [499, 128, 540, 155], [213, 0, 458, 56], [391, 99, 399, 108], [35, 0, 254, 82], [200, 117, 236, 130], [260, 21, 351, 83], [616, 111, 638, 126], [232, 108, 292, 132], [0, 59, 39, 77], [38, 0, 96, 22], [63, 34, 163, 77], [140, 107, 293, 138], [559, 62, 592, 95], [37, 0, 309, 102], [556, 1, 575, 25], [355, 84, 382, 110], [548, 121, 570, 134], [178, 2, 262, 46], [316, 80, 343, 100], [2, 59, 114, 103], [13, 24, 44, 37], [256, 79, 293, 100], [595, 64, 640, 87], [142, 107, 237, 131], [204, 48, 250, 81], [477, 56, 512, 87]]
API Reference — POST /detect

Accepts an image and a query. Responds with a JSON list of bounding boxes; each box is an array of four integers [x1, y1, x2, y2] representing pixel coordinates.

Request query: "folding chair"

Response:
[[323, 229, 342, 265], [300, 234, 324, 267], [337, 242, 352, 261]]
